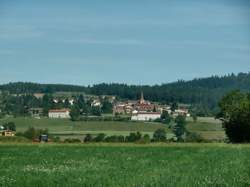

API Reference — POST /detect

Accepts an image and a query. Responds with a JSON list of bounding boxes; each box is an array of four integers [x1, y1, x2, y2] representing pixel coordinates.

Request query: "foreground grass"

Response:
[[0, 143, 249, 187]]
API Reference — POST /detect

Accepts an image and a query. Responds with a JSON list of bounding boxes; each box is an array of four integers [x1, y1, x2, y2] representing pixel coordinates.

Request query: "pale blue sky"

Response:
[[0, 0, 249, 85]]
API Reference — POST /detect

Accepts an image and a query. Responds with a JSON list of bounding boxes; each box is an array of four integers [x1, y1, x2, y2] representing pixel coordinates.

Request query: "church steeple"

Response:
[[140, 91, 145, 104]]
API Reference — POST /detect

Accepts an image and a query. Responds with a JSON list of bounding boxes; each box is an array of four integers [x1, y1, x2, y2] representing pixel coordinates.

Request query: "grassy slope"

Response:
[[0, 144, 249, 187], [0, 116, 225, 140], [0, 117, 170, 136]]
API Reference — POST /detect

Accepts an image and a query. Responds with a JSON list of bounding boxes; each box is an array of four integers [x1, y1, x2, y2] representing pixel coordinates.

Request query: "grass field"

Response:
[[0, 143, 249, 187], [0, 116, 225, 140]]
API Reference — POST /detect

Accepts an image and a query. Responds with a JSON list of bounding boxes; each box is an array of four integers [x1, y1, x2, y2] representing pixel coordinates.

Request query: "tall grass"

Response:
[[0, 144, 249, 186]]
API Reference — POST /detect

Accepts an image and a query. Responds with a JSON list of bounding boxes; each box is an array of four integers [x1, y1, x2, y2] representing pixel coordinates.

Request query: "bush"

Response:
[[185, 132, 204, 142], [23, 127, 48, 140], [93, 133, 106, 142], [125, 132, 142, 142], [152, 129, 166, 142], [64, 138, 81, 143], [0, 136, 30, 143], [105, 135, 125, 142], [84, 134, 93, 142], [52, 136, 61, 143], [136, 134, 151, 144]]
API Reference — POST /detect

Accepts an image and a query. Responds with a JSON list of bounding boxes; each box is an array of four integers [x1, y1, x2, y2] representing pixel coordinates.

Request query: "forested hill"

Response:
[[0, 72, 250, 114]]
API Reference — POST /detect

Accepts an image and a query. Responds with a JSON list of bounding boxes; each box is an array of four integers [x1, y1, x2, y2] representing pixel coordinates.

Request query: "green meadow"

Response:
[[0, 117, 225, 140], [0, 143, 249, 187]]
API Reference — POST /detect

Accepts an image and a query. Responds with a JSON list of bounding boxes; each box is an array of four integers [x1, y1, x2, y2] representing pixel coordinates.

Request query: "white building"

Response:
[[48, 109, 70, 119], [131, 112, 161, 121]]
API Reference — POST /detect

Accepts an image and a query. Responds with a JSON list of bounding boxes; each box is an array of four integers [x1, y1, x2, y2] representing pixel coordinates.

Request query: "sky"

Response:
[[0, 0, 250, 85]]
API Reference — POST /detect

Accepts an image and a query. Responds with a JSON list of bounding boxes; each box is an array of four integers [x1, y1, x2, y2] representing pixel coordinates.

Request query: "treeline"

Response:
[[1, 72, 250, 115]]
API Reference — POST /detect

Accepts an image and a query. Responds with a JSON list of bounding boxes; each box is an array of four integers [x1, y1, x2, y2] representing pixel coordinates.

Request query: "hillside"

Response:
[[1, 72, 250, 115]]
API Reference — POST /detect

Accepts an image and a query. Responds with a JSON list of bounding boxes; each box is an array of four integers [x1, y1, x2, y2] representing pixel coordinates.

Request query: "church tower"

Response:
[[139, 91, 145, 104]]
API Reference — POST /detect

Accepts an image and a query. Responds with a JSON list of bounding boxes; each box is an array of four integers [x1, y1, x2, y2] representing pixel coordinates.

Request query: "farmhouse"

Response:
[[131, 112, 161, 121], [48, 109, 70, 119], [0, 130, 15, 137]]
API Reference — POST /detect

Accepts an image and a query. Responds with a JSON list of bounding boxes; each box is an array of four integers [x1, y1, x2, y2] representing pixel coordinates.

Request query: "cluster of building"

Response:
[[29, 92, 190, 121], [114, 92, 190, 121]]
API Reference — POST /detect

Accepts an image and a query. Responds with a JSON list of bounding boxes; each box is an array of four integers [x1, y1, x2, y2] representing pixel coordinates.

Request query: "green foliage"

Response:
[[173, 115, 187, 141], [171, 102, 178, 112], [91, 106, 102, 116], [125, 132, 142, 142], [1, 73, 250, 116], [104, 135, 125, 142], [84, 134, 93, 142], [2, 122, 16, 131], [64, 138, 81, 143], [153, 128, 167, 142], [23, 127, 48, 140], [0, 136, 30, 143], [160, 111, 172, 124], [218, 90, 250, 142], [70, 105, 81, 121], [101, 98, 113, 113], [93, 133, 106, 142], [185, 132, 204, 142]]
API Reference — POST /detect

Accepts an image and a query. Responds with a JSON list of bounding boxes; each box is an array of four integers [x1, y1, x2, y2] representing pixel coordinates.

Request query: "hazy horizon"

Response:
[[1, 0, 250, 85]]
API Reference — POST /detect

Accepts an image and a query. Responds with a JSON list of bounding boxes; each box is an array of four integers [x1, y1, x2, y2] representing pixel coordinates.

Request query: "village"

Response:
[[30, 91, 190, 121]]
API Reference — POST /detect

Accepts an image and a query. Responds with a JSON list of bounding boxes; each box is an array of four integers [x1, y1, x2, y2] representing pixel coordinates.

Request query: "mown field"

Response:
[[0, 117, 225, 140], [0, 143, 249, 187]]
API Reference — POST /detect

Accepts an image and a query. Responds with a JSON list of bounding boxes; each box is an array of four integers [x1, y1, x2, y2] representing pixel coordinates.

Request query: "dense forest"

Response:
[[0, 72, 250, 115]]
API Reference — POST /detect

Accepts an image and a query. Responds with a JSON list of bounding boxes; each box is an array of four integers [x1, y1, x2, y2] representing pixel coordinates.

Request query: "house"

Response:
[[33, 93, 45, 99], [48, 109, 70, 118], [0, 130, 15, 137], [173, 108, 190, 117], [131, 112, 161, 121], [29, 108, 43, 117]]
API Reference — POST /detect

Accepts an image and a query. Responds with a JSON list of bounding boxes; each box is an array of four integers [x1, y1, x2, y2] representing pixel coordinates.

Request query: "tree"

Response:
[[171, 102, 178, 112], [91, 106, 101, 116], [153, 129, 166, 142], [101, 99, 113, 114], [93, 133, 106, 142], [84, 134, 93, 142], [160, 111, 172, 124], [70, 105, 81, 121], [126, 132, 142, 142], [218, 90, 250, 143], [191, 113, 198, 122], [23, 127, 48, 140], [3, 122, 16, 131], [173, 115, 187, 141]]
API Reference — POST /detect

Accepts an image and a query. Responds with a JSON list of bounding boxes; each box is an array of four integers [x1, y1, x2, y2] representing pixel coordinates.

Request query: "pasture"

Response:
[[0, 117, 225, 140], [0, 143, 249, 186]]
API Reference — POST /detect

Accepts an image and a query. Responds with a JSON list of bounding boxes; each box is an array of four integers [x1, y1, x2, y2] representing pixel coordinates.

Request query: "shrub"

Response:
[[93, 133, 106, 142], [105, 135, 125, 142], [137, 134, 151, 144], [84, 134, 93, 142], [152, 129, 166, 142], [185, 132, 204, 142], [125, 132, 142, 142], [23, 127, 48, 140], [64, 138, 81, 143]]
